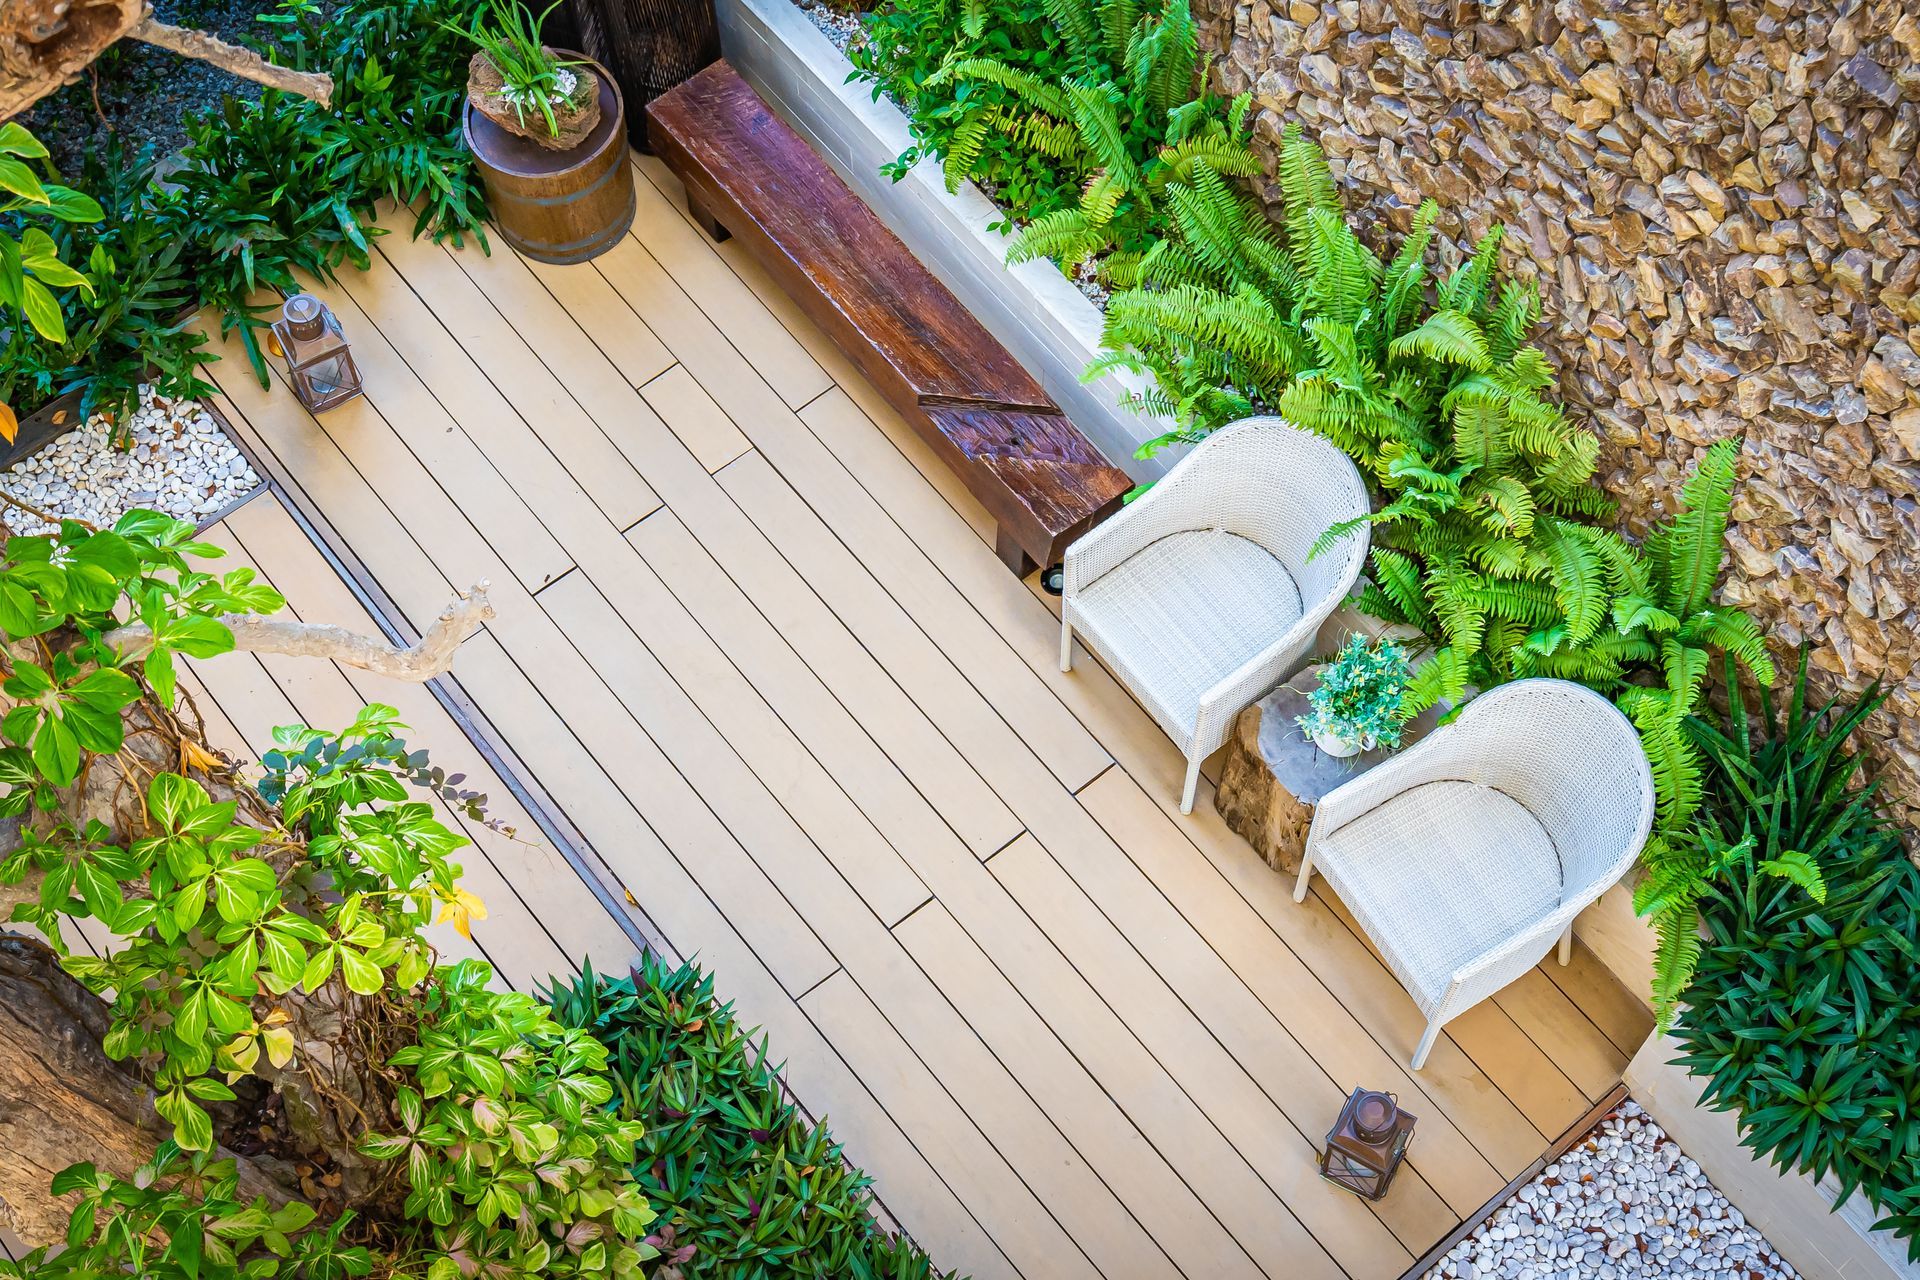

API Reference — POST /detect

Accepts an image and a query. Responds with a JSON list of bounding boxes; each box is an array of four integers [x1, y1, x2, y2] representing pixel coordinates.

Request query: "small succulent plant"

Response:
[[1297, 634, 1412, 752]]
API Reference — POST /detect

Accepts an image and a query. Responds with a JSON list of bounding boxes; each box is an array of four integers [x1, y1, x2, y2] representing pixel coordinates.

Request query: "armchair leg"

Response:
[[1558, 922, 1573, 966], [1412, 1016, 1443, 1071], [1180, 755, 1201, 814], [1060, 616, 1074, 673], [1292, 847, 1314, 903]]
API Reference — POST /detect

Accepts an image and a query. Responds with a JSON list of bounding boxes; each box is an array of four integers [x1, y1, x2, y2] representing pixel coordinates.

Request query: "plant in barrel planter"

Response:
[[1297, 634, 1412, 758], [453, 0, 636, 263]]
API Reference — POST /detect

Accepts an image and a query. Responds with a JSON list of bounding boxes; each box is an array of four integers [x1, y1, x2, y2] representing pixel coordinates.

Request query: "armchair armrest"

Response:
[[1062, 461, 1211, 594], [1308, 705, 1499, 838], [1192, 611, 1323, 756]]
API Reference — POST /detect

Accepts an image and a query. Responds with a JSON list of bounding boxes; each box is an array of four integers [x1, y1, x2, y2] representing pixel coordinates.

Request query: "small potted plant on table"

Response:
[[455, 0, 636, 264], [1297, 634, 1412, 759]]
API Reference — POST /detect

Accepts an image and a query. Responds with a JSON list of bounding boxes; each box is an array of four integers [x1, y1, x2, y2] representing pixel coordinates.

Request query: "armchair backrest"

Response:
[[1144, 418, 1371, 606], [1445, 680, 1655, 899]]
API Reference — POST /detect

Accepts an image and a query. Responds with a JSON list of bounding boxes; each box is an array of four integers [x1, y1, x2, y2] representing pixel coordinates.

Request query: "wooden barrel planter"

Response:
[[464, 53, 636, 265]]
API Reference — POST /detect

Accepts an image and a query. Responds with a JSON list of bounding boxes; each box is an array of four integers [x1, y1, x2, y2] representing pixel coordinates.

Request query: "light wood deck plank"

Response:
[[536, 566, 1173, 1280], [436, 230, 1022, 858], [627, 157, 834, 411], [365, 207, 662, 532], [638, 364, 752, 474], [896, 903, 1266, 1280], [537, 561, 928, 926], [793, 369, 1601, 1176], [802, 972, 1103, 1280], [312, 242, 842, 1001], [222, 495, 638, 980], [1079, 767, 1506, 1217], [454, 634, 1013, 1280], [519, 249, 675, 388], [710, 444, 1450, 1260], [990, 835, 1414, 1277]]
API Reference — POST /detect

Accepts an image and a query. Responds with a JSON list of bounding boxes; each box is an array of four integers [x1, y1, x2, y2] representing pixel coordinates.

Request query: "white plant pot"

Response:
[[1312, 727, 1368, 758]]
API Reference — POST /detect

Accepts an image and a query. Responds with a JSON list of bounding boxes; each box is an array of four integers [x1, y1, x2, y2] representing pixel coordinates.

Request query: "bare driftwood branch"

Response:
[[107, 584, 495, 681], [130, 16, 334, 105]]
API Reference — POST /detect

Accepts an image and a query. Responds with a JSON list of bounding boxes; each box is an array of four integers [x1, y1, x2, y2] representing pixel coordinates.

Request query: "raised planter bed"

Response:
[[1627, 1034, 1919, 1280], [1, 389, 85, 473], [712, 0, 1177, 483]]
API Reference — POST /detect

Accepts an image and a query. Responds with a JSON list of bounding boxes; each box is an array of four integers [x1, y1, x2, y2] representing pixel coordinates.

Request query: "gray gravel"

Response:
[[17, 0, 269, 175], [1423, 1100, 1797, 1280], [796, 0, 868, 56]]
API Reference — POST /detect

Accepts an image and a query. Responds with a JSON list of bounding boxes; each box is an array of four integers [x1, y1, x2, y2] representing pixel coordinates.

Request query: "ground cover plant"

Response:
[[0, 509, 655, 1279], [1668, 654, 1920, 1257], [851, 0, 1258, 274], [550, 957, 962, 1280]]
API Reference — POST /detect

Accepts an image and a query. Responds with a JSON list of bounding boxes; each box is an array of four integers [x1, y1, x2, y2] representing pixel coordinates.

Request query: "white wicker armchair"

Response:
[[1293, 679, 1654, 1069], [1060, 417, 1371, 813]]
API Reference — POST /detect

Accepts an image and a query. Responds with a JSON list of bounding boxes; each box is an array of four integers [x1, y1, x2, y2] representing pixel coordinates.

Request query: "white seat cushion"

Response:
[[1072, 528, 1302, 742], [1317, 780, 1562, 1011]]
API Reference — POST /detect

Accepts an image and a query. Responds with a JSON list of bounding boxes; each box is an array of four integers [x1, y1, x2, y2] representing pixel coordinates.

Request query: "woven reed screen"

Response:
[[561, 0, 720, 147]]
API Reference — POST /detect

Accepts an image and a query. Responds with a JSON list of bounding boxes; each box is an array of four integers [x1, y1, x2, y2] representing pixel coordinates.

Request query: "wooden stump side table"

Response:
[[1213, 672, 1442, 875]]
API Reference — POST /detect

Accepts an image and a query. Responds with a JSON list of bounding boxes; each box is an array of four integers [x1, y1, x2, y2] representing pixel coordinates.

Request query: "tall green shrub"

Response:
[[1670, 664, 1920, 1255]]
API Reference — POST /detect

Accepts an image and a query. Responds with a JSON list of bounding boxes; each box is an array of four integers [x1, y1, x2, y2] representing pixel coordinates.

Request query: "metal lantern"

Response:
[[272, 293, 363, 413], [1320, 1088, 1416, 1200]]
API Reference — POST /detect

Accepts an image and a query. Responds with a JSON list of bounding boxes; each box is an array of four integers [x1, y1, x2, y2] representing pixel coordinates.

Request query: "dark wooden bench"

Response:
[[646, 61, 1132, 577]]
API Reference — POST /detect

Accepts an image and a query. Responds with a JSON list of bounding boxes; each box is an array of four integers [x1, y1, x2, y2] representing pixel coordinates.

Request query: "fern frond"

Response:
[[1064, 79, 1140, 189], [941, 113, 994, 191], [1041, 0, 1101, 63], [933, 59, 1076, 118], [1276, 123, 1341, 254], [1156, 133, 1263, 184], [1536, 517, 1607, 642], [1649, 901, 1703, 1029], [1400, 645, 1469, 718], [1128, 0, 1198, 115], [1365, 548, 1431, 627], [1298, 206, 1382, 326], [1467, 474, 1536, 537], [1388, 308, 1492, 371], [1378, 199, 1437, 340], [1680, 606, 1777, 686], [1098, 0, 1143, 68], [1654, 437, 1742, 618], [1439, 224, 1506, 318]]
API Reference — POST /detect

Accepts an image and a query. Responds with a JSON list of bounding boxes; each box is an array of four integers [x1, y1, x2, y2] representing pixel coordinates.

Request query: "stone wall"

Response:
[[1196, 0, 1920, 820]]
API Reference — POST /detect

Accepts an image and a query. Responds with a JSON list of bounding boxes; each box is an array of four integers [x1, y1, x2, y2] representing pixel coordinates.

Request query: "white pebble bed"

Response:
[[1, 385, 261, 535], [1424, 1100, 1797, 1280]]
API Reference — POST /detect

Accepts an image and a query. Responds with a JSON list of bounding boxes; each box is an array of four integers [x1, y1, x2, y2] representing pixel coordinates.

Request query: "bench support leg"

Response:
[[994, 526, 1037, 580], [686, 192, 733, 243]]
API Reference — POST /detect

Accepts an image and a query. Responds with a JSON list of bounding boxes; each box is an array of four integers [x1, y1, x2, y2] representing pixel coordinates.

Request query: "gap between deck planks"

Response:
[[191, 170, 1651, 1280]]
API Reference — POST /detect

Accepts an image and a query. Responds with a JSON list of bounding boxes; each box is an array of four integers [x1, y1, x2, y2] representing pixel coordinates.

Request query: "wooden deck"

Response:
[[185, 156, 1653, 1280]]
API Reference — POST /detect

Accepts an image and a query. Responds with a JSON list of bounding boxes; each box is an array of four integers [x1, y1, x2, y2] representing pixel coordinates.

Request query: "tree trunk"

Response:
[[0, 936, 301, 1249]]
